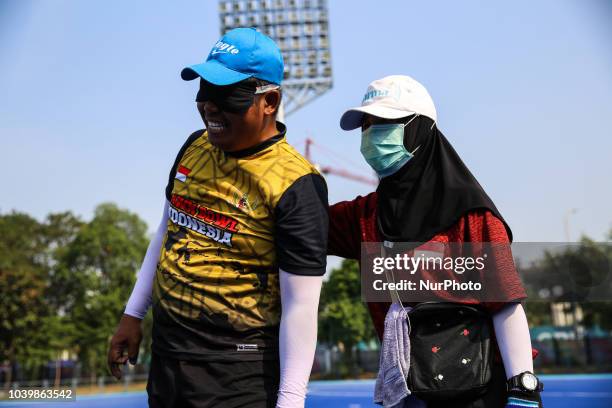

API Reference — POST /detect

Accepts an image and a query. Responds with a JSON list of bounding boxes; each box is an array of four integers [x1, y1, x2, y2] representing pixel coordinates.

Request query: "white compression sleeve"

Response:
[[493, 303, 534, 379], [124, 200, 169, 319], [276, 270, 323, 408]]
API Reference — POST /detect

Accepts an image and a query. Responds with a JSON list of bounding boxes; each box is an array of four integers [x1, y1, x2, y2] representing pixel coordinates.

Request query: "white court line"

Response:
[[542, 377, 612, 381], [306, 390, 612, 399], [307, 391, 612, 399], [544, 391, 612, 398]]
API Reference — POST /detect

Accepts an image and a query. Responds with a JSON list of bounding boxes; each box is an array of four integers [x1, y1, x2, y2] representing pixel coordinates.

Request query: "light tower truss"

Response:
[[219, 0, 333, 116]]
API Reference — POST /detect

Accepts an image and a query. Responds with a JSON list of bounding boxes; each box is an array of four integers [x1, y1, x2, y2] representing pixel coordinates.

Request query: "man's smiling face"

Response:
[[197, 98, 261, 152], [196, 79, 280, 152]]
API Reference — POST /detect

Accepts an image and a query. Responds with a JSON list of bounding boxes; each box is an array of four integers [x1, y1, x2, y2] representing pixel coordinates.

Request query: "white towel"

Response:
[[374, 303, 412, 407]]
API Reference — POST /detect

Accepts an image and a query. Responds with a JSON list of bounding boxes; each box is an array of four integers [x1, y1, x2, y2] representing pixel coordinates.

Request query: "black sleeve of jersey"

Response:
[[165, 129, 204, 201], [274, 174, 329, 276]]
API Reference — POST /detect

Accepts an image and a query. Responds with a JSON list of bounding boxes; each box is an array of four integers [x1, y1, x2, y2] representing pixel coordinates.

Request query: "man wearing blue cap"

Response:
[[107, 28, 328, 408]]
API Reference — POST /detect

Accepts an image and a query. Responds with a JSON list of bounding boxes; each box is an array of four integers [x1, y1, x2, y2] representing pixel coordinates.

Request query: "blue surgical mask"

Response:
[[360, 115, 420, 178]]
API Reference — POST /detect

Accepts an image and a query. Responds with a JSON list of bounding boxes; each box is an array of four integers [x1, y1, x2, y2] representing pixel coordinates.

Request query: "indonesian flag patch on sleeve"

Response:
[[175, 165, 191, 182]]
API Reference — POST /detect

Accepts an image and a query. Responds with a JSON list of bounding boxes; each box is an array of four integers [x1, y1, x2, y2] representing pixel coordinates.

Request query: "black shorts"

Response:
[[146, 352, 280, 408]]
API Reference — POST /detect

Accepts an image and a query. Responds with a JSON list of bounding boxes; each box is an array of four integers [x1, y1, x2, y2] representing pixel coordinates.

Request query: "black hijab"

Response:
[[376, 115, 512, 243]]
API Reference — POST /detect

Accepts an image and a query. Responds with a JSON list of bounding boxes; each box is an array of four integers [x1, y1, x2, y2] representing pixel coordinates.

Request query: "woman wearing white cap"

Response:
[[328, 75, 543, 407]]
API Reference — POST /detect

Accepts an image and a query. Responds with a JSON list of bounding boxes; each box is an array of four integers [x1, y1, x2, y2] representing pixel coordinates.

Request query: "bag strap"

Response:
[[381, 241, 406, 310]]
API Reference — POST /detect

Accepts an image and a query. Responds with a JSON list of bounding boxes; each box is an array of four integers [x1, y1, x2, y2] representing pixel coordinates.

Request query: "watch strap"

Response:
[[507, 372, 544, 392]]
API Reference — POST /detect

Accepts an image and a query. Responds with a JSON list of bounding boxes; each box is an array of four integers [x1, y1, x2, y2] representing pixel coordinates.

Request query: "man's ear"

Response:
[[262, 90, 281, 116]]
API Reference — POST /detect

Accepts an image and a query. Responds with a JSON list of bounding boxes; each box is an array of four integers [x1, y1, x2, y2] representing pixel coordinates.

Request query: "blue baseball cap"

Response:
[[181, 27, 284, 86]]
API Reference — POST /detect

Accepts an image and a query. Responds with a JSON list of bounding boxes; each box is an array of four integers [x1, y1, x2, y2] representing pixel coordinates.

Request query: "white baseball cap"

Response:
[[340, 75, 437, 131]]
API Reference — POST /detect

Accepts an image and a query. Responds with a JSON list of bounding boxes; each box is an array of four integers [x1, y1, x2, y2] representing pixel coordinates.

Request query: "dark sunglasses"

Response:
[[196, 79, 279, 114]]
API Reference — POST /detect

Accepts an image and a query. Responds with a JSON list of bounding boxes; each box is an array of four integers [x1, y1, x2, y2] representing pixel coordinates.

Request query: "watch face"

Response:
[[521, 373, 538, 391]]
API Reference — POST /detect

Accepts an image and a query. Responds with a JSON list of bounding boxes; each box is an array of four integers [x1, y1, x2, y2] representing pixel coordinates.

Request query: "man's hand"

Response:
[[107, 314, 143, 380]]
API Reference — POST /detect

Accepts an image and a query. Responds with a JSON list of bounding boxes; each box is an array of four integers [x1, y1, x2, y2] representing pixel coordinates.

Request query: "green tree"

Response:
[[0, 212, 50, 381], [522, 231, 612, 331], [1, 204, 151, 383], [55, 203, 149, 378], [1, 210, 87, 382], [318, 259, 376, 376], [572, 234, 612, 331]]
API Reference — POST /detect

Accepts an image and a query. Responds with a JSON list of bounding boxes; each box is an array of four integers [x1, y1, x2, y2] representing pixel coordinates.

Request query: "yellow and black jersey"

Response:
[[152, 122, 328, 361]]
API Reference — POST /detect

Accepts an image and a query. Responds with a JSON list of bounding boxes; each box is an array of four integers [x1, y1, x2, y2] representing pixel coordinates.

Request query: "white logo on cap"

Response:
[[211, 41, 240, 55]]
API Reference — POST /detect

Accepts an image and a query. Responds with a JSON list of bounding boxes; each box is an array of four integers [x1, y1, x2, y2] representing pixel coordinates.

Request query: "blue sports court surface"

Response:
[[1, 375, 611, 408]]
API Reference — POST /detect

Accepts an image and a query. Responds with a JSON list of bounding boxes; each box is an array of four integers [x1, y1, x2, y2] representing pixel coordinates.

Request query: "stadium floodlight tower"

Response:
[[219, 0, 333, 118]]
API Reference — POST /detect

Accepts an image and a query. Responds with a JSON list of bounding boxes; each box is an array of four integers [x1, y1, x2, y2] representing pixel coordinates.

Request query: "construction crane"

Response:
[[304, 138, 378, 186]]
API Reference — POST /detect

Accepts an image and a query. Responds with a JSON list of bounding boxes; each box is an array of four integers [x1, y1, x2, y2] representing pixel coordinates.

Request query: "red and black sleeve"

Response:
[[327, 196, 367, 260], [464, 210, 527, 313]]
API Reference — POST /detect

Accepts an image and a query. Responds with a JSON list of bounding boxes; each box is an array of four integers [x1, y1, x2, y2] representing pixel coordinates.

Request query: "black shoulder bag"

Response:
[[407, 302, 493, 401], [381, 243, 493, 402]]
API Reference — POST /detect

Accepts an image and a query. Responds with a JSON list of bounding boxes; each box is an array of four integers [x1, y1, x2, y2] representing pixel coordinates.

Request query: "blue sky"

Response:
[[1, 0, 611, 263]]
